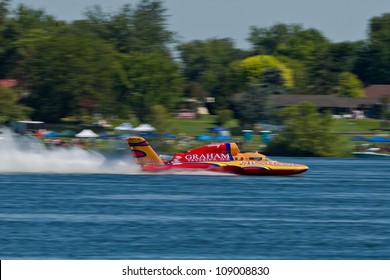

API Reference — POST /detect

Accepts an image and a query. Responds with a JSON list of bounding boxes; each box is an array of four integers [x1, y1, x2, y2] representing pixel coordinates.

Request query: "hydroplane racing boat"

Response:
[[126, 136, 309, 175]]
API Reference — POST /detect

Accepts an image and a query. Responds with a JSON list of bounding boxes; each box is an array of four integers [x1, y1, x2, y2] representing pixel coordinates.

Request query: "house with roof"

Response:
[[267, 85, 390, 118], [365, 85, 390, 102], [270, 94, 378, 118], [0, 79, 18, 87]]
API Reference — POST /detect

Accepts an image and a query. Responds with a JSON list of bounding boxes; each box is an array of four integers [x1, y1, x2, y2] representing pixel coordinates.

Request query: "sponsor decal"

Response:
[[171, 155, 182, 164], [207, 143, 223, 148], [240, 161, 297, 166], [184, 153, 230, 162]]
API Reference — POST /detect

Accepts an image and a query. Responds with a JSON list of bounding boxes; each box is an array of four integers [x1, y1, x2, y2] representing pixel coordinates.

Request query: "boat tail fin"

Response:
[[126, 136, 164, 166]]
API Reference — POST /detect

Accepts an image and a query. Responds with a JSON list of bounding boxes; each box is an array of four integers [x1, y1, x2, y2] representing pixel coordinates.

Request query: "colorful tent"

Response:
[[368, 136, 390, 142], [196, 134, 214, 141], [43, 131, 59, 137], [133, 124, 156, 132], [350, 136, 367, 141], [75, 129, 99, 138], [114, 123, 134, 131], [208, 126, 227, 132]]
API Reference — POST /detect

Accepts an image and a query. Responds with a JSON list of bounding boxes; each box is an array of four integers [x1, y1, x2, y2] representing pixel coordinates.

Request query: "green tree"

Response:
[[215, 109, 234, 126], [306, 41, 363, 95], [82, 0, 174, 54], [0, 3, 62, 78], [182, 81, 208, 101], [265, 102, 342, 157], [0, 0, 10, 76], [329, 41, 363, 73], [0, 86, 32, 122], [248, 24, 329, 61], [233, 85, 273, 126], [354, 13, 390, 84], [378, 96, 390, 120], [248, 23, 353, 95], [16, 28, 124, 122], [0, 0, 10, 25], [237, 55, 294, 87], [306, 47, 339, 95], [121, 52, 183, 121], [248, 23, 292, 55], [132, 0, 174, 53], [177, 38, 246, 109], [149, 104, 173, 133], [337, 72, 364, 97]]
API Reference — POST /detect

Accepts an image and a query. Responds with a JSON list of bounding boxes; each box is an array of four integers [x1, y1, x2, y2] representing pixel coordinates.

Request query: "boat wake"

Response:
[[0, 128, 139, 174]]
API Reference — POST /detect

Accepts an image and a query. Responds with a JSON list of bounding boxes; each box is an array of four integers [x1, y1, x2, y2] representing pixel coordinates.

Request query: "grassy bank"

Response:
[[170, 115, 216, 136], [330, 119, 384, 134]]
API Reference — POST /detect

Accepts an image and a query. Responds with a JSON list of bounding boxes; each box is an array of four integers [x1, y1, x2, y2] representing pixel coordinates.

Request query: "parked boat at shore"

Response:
[[353, 151, 390, 158]]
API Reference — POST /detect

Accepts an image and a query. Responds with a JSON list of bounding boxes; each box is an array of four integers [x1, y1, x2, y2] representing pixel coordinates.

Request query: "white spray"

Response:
[[0, 128, 138, 174]]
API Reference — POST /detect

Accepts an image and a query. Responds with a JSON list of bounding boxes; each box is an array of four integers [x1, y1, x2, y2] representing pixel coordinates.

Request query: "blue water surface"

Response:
[[0, 157, 389, 259]]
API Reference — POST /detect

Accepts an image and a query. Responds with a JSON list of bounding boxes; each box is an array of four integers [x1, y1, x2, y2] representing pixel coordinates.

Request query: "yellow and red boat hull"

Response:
[[142, 161, 308, 175]]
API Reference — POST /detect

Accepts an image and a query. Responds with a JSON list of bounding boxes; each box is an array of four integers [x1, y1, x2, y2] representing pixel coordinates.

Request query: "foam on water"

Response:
[[0, 128, 139, 174]]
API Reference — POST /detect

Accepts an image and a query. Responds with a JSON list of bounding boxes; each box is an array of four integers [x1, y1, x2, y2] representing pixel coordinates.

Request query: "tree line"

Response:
[[0, 0, 389, 125]]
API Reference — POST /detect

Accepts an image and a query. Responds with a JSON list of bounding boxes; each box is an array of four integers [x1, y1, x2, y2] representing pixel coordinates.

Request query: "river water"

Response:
[[0, 130, 389, 259]]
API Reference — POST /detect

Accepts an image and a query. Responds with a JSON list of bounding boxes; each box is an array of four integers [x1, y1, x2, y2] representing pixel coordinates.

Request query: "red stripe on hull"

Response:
[[142, 164, 307, 175]]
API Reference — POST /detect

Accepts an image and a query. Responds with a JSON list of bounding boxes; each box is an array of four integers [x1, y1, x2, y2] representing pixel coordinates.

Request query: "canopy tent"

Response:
[[350, 136, 367, 141], [133, 124, 156, 132], [196, 134, 214, 141], [75, 129, 99, 138], [214, 135, 232, 141], [368, 136, 390, 142], [114, 123, 134, 131], [163, 133, 177, 139], [43, 131, 59, 137], [208, 126, 227, 132]]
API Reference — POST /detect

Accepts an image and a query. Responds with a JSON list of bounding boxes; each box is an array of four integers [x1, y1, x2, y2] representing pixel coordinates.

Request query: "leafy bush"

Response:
[[264, 102, 348, 157]]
